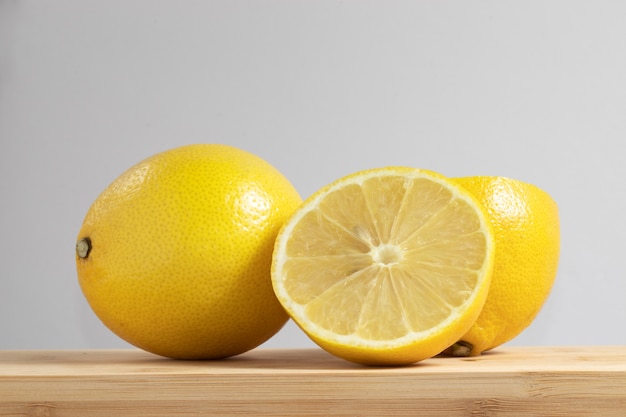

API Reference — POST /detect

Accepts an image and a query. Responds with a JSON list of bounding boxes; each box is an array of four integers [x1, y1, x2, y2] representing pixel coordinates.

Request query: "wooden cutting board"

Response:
[[1, 346, 625, 416]]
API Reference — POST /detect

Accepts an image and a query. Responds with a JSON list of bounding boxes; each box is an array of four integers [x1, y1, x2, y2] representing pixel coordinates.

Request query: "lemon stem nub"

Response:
[[76, 238, 92, 259], [448, 341, 474, 357]]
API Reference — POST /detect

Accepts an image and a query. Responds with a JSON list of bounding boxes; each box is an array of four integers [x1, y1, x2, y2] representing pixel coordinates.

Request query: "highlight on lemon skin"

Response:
[[445, 176, 560, 357], [271, 166, 495, 366]]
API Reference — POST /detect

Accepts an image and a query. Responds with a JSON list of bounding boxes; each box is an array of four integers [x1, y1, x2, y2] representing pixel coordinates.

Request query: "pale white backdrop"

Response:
[[1, 1, 625, 351]]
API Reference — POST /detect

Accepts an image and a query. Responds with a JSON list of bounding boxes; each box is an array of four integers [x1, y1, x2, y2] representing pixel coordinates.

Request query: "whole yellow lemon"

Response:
[[448, 176, 560, 356], [75, 144, 302, 359]]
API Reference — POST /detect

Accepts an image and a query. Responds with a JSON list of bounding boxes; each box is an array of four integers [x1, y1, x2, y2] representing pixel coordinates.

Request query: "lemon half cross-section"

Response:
[[271, 167, 495, 366]]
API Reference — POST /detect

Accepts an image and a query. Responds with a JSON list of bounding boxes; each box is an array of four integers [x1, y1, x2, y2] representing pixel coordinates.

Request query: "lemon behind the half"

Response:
[[449, 176, 560, 356]]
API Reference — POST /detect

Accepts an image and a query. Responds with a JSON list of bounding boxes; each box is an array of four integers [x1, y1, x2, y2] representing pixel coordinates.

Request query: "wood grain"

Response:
[[1, 346, 625, 416]]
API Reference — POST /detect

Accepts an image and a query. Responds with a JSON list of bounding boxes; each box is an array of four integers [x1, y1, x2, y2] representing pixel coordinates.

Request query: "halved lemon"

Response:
[[271, 167, 495, 365]]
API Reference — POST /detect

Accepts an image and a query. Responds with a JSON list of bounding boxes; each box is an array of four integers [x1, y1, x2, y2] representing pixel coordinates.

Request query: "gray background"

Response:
[[1, 1, 625, 351]]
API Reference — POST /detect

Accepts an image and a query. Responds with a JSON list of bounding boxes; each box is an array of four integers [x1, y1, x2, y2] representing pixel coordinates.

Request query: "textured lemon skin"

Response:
[[452, 176, 560, 356], [272, 167, 495, 366], [76, 144, 302, 359]]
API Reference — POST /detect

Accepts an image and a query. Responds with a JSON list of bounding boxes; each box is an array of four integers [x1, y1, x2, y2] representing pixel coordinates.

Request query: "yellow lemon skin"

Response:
[[450, 176, 560, 356], [76, 144, 302, 359]]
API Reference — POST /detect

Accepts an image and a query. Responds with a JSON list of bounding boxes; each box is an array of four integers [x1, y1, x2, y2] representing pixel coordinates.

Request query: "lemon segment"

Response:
[[272, 167, 495, 365]]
